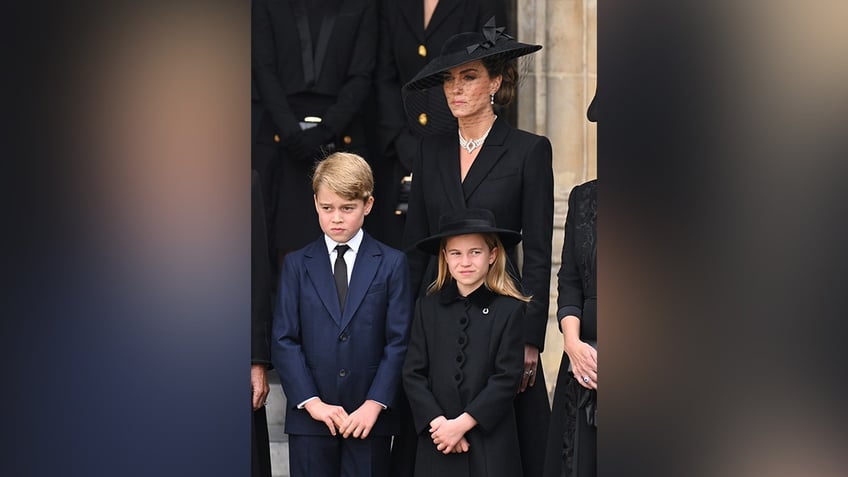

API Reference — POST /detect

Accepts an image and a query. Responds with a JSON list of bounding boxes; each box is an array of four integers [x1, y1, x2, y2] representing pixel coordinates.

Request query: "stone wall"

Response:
[[516, 0, 597, 399]]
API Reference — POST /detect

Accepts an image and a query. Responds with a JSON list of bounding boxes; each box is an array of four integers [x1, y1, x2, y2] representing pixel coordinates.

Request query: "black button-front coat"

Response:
[[403, 283, 525, 477]]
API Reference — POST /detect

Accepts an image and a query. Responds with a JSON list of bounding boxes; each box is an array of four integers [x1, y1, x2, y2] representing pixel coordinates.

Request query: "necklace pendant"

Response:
[[458, 115, 496, 155]]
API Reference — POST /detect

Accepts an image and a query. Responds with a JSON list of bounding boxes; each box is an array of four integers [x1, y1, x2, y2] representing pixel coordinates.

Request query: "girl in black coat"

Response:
[[403, 208, 528, 477], [402, 19, 553, 476]]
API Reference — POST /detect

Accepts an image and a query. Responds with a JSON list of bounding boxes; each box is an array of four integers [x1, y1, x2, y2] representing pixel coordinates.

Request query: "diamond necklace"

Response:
[[458, 115, 497, 154]]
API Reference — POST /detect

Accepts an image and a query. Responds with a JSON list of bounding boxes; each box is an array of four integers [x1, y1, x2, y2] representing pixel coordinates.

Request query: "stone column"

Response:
[[515, 0, 596, 399]]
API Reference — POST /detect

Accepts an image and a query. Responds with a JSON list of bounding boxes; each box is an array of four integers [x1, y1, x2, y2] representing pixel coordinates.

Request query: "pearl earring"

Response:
[[490, 93, 494, 105]]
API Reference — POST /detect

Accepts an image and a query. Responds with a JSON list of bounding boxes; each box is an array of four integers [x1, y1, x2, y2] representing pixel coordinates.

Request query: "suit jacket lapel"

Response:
[[425, 0, 459, 39], [304, 239, 343, 325], [436, 135, 467, 210], [400, 0, 425, 42], [340, 233, 381, 329], [461, 117, 509, 201]]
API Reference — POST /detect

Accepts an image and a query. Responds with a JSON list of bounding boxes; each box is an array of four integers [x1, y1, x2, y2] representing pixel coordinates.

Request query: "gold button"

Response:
[[418, 44, 427, 57], [273, 133, 280, 143], [418, 113, 428, 126], [343, 135, 352, 145]]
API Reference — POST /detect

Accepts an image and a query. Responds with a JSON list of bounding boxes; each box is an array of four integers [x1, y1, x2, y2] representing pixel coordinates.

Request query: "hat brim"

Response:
[[403, 42, 542, 92], [415, 227, 523, 255]]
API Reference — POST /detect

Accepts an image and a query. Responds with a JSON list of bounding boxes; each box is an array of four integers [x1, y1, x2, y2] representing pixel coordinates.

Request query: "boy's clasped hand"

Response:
[[304, 398, 384, 439]]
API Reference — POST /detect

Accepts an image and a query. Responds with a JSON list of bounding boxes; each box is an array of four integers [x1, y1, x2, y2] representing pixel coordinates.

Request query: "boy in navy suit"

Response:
[[272, 152, 413, 477]]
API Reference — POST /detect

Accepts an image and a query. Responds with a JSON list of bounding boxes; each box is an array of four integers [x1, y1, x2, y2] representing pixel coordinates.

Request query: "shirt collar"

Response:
[[324, 228, 364, 255], [438, 280, 497, 308]]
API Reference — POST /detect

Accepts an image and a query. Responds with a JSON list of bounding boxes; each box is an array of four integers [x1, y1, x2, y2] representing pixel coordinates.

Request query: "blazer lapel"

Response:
[[340, 233, 381, 329], [400, 0, 425, 42], [436, 135, 468, 210], [461, 117, 509, 201], [304, 239, 343, 325], [424, 0, 459, 39]]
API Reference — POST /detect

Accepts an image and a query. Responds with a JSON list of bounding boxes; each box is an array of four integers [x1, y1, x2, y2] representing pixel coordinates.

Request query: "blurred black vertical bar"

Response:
[[2, 1, 251, 475], [600, 1, 848, 476]]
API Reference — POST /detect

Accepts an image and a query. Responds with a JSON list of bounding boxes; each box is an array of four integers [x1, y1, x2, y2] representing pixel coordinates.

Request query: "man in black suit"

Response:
[[253, 0, 377, 255]]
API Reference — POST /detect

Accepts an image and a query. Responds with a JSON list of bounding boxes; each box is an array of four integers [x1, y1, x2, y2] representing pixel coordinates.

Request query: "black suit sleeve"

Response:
[[320, 1, 378, 135], [375, 2, 408, 157], [520, 136, 554, 350], [252, 0, 302, 140], [252, 171, 272, 367]]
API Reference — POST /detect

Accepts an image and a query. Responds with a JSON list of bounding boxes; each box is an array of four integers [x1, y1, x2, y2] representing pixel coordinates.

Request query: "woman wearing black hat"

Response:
[[402, 18, 553, 477], [371, 0, 505, 249], [403, 208, 529, 477]]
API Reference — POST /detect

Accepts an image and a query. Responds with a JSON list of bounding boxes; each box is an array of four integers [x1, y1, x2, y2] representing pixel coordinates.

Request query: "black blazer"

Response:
[[556, 179, 597, 343], [253, 0, 377, 142], [403, 116, 554, 349], [375, 0, 503, 160]]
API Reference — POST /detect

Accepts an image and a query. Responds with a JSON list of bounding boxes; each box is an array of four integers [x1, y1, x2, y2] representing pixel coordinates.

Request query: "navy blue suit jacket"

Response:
[[272, 232, 412, 436]]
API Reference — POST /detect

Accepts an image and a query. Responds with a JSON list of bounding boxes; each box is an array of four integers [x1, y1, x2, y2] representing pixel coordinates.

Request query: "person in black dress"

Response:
[[543, 93, 597, 477]]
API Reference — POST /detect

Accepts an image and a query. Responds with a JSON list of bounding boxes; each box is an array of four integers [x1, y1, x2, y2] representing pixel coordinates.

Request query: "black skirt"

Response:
[[544, 352, 597, 477]]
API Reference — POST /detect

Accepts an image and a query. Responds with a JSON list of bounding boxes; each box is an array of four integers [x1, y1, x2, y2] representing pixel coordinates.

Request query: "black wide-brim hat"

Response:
[[415, 208, 522, 255], [403, 17, 543, 92]]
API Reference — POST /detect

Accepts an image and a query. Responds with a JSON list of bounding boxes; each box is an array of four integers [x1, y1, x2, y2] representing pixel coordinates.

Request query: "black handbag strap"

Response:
[[292, 0, 338, 88]]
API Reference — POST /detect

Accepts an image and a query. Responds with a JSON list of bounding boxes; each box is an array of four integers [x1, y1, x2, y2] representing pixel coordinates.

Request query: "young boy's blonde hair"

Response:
[[427, 232, 531, 303], [312, 152, 374, 202]]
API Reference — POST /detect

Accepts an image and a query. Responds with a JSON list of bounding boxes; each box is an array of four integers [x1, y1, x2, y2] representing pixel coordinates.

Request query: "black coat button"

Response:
[[454, 374, 461, 381], [339, 369, 347, 377], [339, 333, 348, 341]]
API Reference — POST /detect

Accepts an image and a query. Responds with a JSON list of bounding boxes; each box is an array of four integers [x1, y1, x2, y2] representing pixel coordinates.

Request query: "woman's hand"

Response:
[[562, 315, 597, 390], [519, 344, 540, 392]]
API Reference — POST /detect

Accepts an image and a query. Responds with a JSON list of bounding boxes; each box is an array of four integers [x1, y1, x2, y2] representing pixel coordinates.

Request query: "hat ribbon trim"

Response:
[[466, 17, 514, 54]]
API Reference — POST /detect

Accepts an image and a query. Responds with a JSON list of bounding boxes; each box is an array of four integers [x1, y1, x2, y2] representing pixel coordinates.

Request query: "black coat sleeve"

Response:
[[320, 1, 378, 135], [251, 170, 272, 367], [556, 184, 585, 328], [519, 136, 554, 349], [375, 2, 408, 158], [402, 299, 445, 433], [252, 0, 302, 140]]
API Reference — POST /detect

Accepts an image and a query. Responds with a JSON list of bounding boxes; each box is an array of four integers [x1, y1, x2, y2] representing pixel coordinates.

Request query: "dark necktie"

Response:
[[334, 244, 350, 310]]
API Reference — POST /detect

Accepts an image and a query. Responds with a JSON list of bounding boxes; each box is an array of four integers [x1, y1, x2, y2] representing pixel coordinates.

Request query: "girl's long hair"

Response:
[[427, 232, 531, 303]]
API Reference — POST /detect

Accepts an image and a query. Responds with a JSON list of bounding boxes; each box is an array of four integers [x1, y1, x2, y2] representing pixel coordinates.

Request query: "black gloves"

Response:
[[287, 124, 334, 162]]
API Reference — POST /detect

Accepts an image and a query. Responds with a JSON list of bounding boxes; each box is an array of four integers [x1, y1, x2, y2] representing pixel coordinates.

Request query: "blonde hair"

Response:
[[427, 232, 531, 303], [312, 152, 374, 202]]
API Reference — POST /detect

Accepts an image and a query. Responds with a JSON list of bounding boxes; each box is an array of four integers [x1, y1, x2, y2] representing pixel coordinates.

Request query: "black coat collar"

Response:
[[438, 280, 497, 308]]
